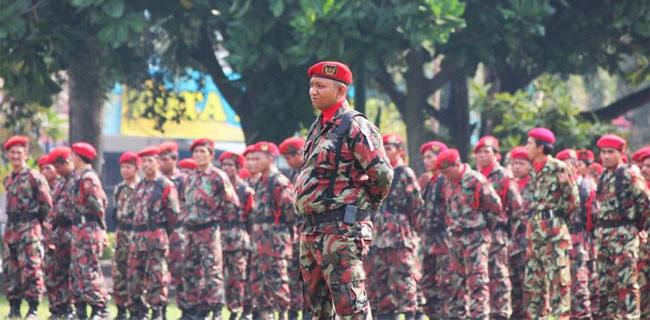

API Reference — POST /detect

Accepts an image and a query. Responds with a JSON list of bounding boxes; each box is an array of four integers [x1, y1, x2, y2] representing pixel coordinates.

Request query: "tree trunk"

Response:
[[447, 73, 471, 160], [68, 39, 106, 173]]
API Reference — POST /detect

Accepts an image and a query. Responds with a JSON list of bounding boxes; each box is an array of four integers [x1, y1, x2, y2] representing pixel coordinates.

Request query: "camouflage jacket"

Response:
[[73, 168, 108, 226], [480, 162, 523, 245], [131, 175, 180, 251], [184, 163, 239, 226], [49, 173, 76, 227], [372, 164, 423, 249], [3, 166, 52, 245], [167, 170, 187, 226], [510, 176, 534, 255], [442, 164, 502, 234], [420, 172, 449, 254], [113, 179, 138, 229], [288, 169, 299, 185], [571, 175, 597, 231], [295, 103, 393, 237], [222, 178, 254, 252], [529, 156, 579, 218], [594, 164, 650, 230], [252, 168, 296, 259]]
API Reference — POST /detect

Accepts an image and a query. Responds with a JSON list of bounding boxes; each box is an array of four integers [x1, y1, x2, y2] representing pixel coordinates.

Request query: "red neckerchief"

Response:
[[516, 176, 530, 191], [479, 161, 495, 178], [453, 164, 466, 185], [390, 157, 403, 168], [533, 156, 547, 174], [321, 100, 345, 125]]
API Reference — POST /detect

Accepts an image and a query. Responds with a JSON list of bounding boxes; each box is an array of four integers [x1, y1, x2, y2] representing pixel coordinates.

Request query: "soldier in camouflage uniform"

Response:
[[44, 147, 80, 320], [39, 155, 58, 189], [633, 146, 650, 319], [365, 133, 423, 319], [474, 136, 521, 319], [218, 151, 255, 320], [417, 141, 451, 320], [69, 142, 110, 320], [295, 61, 393, 319], [40, 153, 60, 320], [245, 142, 296, 320], [111, 152, 140, 320], [593, 135, 650, 319], [279, 137, 307, 320], [178, 158, 197, 174], [578, 149, 600, 316], [508, 146, 533, 319], [158, 142, 186, 311], [435, 149, 502, 319], [183, 138, 239, 320], [127, 147, 180, 320], [2, 136, 52, 320], [556, 149, 596, 319], [523, 128, 579, 320]]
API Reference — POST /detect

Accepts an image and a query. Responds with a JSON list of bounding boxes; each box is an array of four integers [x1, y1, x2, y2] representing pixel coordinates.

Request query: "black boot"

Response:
[[6, 299, 21, 319], [287, 310, 298, 320], [48, 305, 61, 320], [24, 299, 39, 320], [404, 312, 416, 320], [228, 312, 237, 320], [76, 303, 88, 320], [114, 307, 128, 320], [90, 304, 109, 320], [211, 304, 222, 320], [179, 308, 193, 320], [61, 305, 75, 320], [151, 308, 162, 320], [240, 306, 252, 320], [161, 306, 167, 320]]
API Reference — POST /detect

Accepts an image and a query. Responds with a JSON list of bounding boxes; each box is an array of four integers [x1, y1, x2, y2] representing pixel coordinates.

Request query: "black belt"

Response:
[[56, 218, 74, 228], [185, 221, 219, 231], [451, 226, 486, 235], [569, 223, 587, 233], [253, 216, 288, 224], [537, 210, 563, 220], [133, 222, 167, 232], [221, 221, 247, 228], [117, 222, 134, 231], [596, 219, 634, 229], [73, 214, 104, 226], [303, 207, 371, 227], [7, 215, 37, 224]]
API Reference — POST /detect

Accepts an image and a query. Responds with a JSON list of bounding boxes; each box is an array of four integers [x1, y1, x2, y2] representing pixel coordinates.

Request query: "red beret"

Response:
[[219, 151, 245, 168], [279, 137, 306, 154], [420, 141, 448, 155], [178, 158, 197, 170], [510, 146, 529, 160], [3, 135, 29, 151], [250, 141, 280, 158], [190, 138, 215, 152], [308, 61, 353, 85], [632, 147, 650, 163], [597, 134, 626, 152], [435, 148, 460, 170], [119, 151, 141, 166], [590, 162, 604, 175], [49, 146, 72, 163], [138, 146, 160, 157], [556, 148, 577, 161], [577, 149, 594, 162], [528, 127, 555, 144], [38, 155, 52, 168], [159, 141, 179, 154], [622, 155, 629, 164], [382, 133, 404, 146], [71, 142, 97, 160], [474, 135, 499, 153]]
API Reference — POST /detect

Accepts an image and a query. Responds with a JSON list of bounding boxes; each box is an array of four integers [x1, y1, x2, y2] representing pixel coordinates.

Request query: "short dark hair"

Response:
[[535, 139, 554, 155], [79, 155, 93, 164]]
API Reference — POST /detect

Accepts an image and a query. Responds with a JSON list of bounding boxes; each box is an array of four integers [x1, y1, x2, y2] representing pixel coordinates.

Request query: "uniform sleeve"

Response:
[[82, 176, 106, 218], [404, 167, 424, 231], [33, 173, 53, 222], [164, 184, 181, 230], [628, 171, 650, 229], [348, 119, 394, 209], [275, 180, 296, 224], [479, 179, 503, 229], [506, 178, 524, 229], [558, 165, 580, 218]]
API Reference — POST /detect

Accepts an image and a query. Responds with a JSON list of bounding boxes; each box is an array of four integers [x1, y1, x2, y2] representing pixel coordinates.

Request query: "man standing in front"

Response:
[[2, 136, 52, 320], [593, 135, 649, 319], [295, 61, 393, 319], [69, 142, 110, 320], [523, 128, 579, 320]]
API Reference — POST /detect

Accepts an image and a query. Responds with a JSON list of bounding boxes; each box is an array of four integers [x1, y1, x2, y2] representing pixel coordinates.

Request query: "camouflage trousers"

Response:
[[250, 253, 290, 312], [111, 230, 130, 308], [488, 230, 511, 319], [594, 227, 640, 319], [300, 232, 372, 320], [182, 225, 224, 310], [70, 226, 108, 305], [127, 248, 170, 310], [3, 239, 45, 301], [44, 227, 73, 308], [639, 237, 650, 320], [289, 240, 304, 313], [447, 230, 490, 320], [568, 231, 591, 319], [523, 219, 571, 320], [168, 227, 186, 308], [223, 250, 250, 312], [365, 247, 418, 315], [420, 250, 451, 319], [588, 236, 599, 317], [510, 251, 526, 320]]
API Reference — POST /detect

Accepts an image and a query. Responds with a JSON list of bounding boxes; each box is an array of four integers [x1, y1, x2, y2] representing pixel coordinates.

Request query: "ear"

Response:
[[337, 84, 347, 99]]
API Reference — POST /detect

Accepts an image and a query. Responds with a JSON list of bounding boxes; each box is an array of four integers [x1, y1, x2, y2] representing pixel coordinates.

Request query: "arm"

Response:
[[558, 165, 580, 217], [404, 167, 424, 231], [164, 184, 180, 232], [479, 180, 503, 230]]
